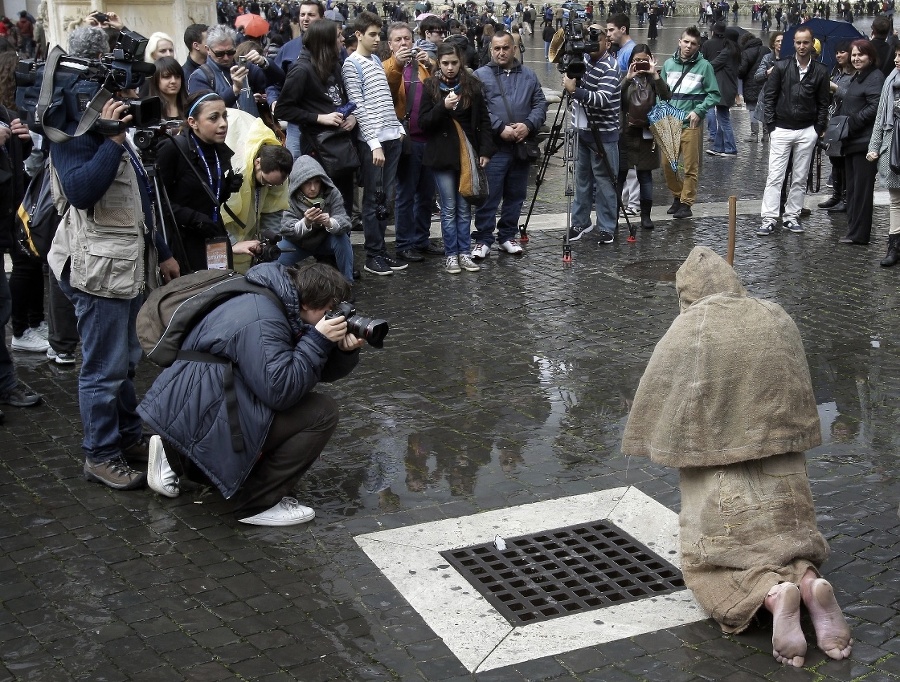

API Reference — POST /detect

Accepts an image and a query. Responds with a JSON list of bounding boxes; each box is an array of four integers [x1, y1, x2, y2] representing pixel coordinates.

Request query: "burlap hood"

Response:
[[621, 246, 821, 467]]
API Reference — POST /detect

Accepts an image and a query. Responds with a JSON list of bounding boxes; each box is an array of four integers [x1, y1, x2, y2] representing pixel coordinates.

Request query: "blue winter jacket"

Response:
[[473, 59, 548, 148], [137, 263, 359, 498]]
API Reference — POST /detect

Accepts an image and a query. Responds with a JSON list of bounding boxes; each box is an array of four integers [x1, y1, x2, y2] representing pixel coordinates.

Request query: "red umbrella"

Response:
[[235, 13, 270, 38]]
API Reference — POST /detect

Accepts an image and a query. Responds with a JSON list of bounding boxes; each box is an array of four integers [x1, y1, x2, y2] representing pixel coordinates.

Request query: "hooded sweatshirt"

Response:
[[278, 155, 350, 252], [659, 45, 721, 126]]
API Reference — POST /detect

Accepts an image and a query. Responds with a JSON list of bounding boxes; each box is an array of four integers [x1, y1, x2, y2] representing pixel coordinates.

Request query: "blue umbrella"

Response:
[[780, 18, 865, 69]]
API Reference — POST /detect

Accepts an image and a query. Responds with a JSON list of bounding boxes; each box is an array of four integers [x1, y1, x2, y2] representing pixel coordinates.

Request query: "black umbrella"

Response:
[[781, 18, 865, 68]]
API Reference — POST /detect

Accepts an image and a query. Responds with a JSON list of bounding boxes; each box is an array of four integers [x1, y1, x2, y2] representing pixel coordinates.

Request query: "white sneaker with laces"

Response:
[[458, 254, 481, 272], [147, 435, 180, 498], [498, 239, 523, 255], [12, 328, 50, 353], [470, 243, 491, 260], [445, 255, 462, 274], [239, 497, 316, 526]]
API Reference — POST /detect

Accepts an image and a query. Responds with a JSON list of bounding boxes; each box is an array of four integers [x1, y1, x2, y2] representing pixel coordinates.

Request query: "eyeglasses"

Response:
[[427, 29, 446, 35], [210, 48, 237, 58]]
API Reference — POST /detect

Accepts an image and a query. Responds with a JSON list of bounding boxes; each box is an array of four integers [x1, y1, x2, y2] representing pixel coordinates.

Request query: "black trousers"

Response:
[[8, 250, 44, 337], [167, 391, 339, 517], [46, 268, 79, 353], [844, 151, 878, 244]]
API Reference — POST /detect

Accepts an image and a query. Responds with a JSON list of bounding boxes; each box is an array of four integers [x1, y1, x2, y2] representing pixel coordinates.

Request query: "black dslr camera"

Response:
[[324, 302, 389, 348]]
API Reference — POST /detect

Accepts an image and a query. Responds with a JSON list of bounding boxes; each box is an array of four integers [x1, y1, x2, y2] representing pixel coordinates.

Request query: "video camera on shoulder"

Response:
[[557, 14, 601, 79], [15, 28, 162, 143]]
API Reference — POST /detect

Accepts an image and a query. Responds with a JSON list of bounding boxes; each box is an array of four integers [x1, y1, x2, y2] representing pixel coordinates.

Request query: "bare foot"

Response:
[[765, 582, 807, 667], [800, 577, 853, 660]]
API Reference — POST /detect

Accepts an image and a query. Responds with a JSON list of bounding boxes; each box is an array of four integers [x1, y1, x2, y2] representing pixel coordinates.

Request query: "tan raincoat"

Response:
[[622, 246, 829, 633]]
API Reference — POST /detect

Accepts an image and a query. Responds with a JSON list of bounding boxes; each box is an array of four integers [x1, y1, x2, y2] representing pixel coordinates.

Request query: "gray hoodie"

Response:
[[278, 155, 350, 251]]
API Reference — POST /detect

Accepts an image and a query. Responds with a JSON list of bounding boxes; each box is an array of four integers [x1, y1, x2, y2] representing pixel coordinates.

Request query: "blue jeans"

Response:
[[394, 139, 435, 252], [0, 256, 16, 395], [472, 149, 530, 247], [277, 233, 355, 283], [285, 123, 302, 161], [706, 108, 717, 140], [58, 273, 143, 463], [359, 137, 403, 258], [571, 139, 619, 233], [432, 169, 472, 256], [711, 105, 737, 154]]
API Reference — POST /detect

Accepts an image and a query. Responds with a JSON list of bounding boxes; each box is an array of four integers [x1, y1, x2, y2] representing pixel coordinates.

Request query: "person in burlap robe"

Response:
[[622, 246, 852, 668]]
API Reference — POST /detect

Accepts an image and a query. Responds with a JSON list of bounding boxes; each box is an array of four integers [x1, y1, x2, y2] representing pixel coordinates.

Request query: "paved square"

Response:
[[355, 486, 707, 673]]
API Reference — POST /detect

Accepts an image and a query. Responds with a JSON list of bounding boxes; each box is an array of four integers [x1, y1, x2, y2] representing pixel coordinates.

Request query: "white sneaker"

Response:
[[445, 255, 462, 274], [498, 239, 524, 255], [11, 328, 50, 353], [239, 497, 315, 526], [147, 435, 180, 498], [47, 347, 77, 365], [458, 254, 481, 272], [470, 243, 491, 260], [35, 322, 49, 339]]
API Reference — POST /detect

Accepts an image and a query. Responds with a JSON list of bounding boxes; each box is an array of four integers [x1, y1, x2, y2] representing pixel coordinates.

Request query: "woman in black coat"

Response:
[[273, 20, 357, 215], [418, 43, 495, 274], [155, 91, 238, 273], [837, 39, 885, 245]]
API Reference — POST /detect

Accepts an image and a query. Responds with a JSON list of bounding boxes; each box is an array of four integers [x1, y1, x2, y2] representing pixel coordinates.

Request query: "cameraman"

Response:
[[47, 30, 180, 491], [563, 26, 622, 245], [138, 262, 365, 526]]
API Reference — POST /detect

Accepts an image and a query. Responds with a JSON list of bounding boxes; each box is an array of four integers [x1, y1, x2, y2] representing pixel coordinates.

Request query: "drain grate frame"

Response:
[[440, 520, 685, 626]]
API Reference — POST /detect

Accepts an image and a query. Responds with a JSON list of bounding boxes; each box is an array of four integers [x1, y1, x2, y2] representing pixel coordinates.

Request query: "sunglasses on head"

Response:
[[211, 48, 237, 57]]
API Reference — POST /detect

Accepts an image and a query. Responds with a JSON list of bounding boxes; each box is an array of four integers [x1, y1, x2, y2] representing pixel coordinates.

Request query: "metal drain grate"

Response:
[[621, 259, 683, 282], [440, 521, 685, 626]]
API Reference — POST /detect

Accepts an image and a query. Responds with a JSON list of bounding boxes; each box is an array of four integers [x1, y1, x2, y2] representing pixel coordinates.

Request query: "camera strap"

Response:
[[36, 46, 115, 144]]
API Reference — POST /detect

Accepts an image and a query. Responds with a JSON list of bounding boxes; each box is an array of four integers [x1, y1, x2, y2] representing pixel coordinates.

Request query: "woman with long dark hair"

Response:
[[146, 57, 189, 120], [617, 43, 671, 230], [835, 39, 884, 245], [274, 19, 357, 215], [818, 41, 856, 211], [867, 43, 900, 265], [419, 43, 495, 274]]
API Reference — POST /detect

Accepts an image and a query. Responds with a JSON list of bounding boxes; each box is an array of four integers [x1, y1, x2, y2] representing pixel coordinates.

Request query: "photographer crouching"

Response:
[[47, 26, 180, 491], [137, 263, 365, 526]]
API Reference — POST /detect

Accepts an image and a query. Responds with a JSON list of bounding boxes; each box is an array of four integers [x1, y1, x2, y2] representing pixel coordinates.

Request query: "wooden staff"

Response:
[[727, 196, 737, 266]]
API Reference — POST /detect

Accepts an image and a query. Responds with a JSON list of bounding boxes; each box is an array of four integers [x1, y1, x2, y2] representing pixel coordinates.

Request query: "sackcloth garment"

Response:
[[622, 246, 829, 633]]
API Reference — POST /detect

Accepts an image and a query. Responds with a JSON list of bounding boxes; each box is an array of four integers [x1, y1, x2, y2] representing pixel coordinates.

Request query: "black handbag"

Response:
[[822, 114, 849, 157], [309, 128, 361, 177], [890, 122, 900, 174]]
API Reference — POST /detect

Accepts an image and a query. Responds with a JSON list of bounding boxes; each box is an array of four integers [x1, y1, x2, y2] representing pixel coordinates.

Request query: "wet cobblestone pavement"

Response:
[[2, 19, 899, 682]]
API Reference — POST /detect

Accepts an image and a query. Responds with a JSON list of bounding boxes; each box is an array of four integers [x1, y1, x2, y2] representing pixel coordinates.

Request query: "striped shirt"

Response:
[[570, 52, 621, 143], [342, 52, 405, 151]]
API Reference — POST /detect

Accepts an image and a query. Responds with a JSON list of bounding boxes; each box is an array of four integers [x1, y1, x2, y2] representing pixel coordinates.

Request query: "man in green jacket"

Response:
[[659, 25, 720, 219]]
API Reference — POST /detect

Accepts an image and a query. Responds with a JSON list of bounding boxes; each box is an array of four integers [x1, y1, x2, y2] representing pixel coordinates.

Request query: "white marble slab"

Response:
[[354, 486, 708, 673]]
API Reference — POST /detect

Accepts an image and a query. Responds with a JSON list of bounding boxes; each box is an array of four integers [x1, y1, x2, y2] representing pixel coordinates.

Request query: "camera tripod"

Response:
[[519, 88, 633, 262]]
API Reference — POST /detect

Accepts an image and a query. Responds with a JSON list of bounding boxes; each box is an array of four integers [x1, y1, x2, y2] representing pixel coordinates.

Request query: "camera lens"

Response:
[[347, 315, 389, 348]]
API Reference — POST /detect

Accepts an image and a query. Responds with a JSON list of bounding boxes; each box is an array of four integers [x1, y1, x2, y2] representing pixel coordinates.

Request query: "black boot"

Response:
[[881, 234, 900, 267], [818, 193, 842, 209], [827, 194, 847, 213], [640, 200, 654, 230], [666, 196, 681, 214]]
